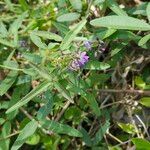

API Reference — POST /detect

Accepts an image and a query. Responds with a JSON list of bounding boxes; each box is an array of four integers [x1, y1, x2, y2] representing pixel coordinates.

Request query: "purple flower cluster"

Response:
[[70, 51, 89, 71]]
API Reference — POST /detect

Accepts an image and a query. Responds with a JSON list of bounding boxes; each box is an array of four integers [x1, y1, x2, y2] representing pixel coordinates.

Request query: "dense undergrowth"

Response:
[[0, 0, 150, 149]]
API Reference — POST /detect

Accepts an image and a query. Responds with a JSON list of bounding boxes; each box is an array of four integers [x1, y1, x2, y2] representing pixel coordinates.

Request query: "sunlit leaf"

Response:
[[90, 15, 150, 31]]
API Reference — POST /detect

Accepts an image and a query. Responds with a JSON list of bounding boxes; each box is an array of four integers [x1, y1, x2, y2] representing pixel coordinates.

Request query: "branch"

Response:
[[98, 89, 150, 96]]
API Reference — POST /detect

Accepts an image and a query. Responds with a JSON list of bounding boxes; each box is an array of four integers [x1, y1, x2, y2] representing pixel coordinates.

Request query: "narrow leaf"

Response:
[[146, 3, 150, 22], [93, 120, 110, 145], [90, 15, 150, 31], [107, 0, 127, 16], [32, 30, 62, 41], [19, 0, 29, 10], [0, 71, 18, 96], [54, 82, 74, 103], [0, 22, 8, 38], [41, 120, 82, 137], [57, 12, 80, 22], [84, 93, 101, 116], [11, 120, 38, 150], [138, 34, 150, 46], [30, 32, 47, 49], [6, 81, 51, 113], [0, 38, 15, 48], [22, 53, 42, 64], [60, 19, 87, 50], [9, 11, 28, 46], [96, 28, 117, 40], [80, 127, 92, 146], [69, 0, 82, 11], [29, 63, 53, 81], [0, 121, 11, 150]]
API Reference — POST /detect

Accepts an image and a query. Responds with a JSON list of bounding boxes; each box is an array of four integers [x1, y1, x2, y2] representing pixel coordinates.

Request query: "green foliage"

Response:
[[140, 97, 150, 107], [118, 123, 136, 134], [11, 120, 38, 150], [57, 13, 81, 22], [132, 138, 150, 150], [0, 0, 150, 149], [90, 16, 150, 31]]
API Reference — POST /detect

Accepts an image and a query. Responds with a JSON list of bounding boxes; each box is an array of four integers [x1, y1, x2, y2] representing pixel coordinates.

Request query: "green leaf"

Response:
[[54, 82, 74, 103], [135, 76, 146, 89], [93, 120, 110, 145], [111, 42, 127, 56], [22, 53, 42, 64], [128, 2, 147, 16], [0, 22, 8, 38], [0, 118, 5, 125], [41, 120, 82, 137], [111, 30, 140, 41], [9, 11, 28, 47], [6, 81, 51, 114], [26, 133, 40, 145], [52, 22, 69, 36], [96, 28, 117, 40], [57, 12, 80, 22], [0, 38, 15, 48], [37, 91, 53, 120], [84, 93, 101, 116], [29, 63, 55, 81], [60, 19, 87, 50], [140, 97, 150, 107], [32, 30, 62, 41], [4, 0, 14, 11], [11, 120, 38, 150], [132, 138, 150, 150], [30, 32, 47, 49], [64, 106, 82, 121], [0, 101, 9, 110], [19, 0, 29, 10], [69, 0, 82, 11], [138, 34, 150, 46], [0, 121, 11, 150], [9, 11, 28, 34], [94, 0, 105, 5], [118, 123, 136, 134], [0, 61, 19, 71], [80, 127, 92, 147], [0, 71, 18, 96], [7, 85, 30, 120], [85, 61, 110, 70], [146, 3, 150, 22], [90, 15, 150, 31], [107, 0, 128, 16]]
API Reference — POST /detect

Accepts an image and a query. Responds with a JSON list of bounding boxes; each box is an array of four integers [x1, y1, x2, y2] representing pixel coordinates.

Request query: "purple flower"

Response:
[[84, 41, 92, 50], [79, 52, 89, 65], [69, 51, 89, 71]]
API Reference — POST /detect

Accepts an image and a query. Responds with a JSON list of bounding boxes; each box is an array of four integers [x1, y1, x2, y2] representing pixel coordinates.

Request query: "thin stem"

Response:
[[85, 0, 93, 18], [135, 115, 150, 138], [95, 89, 150, 96], [100, 101, 123, 109], [55, 101, 71, 121], [107, 132, 123, 144], [0, 131, 20, 141]]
